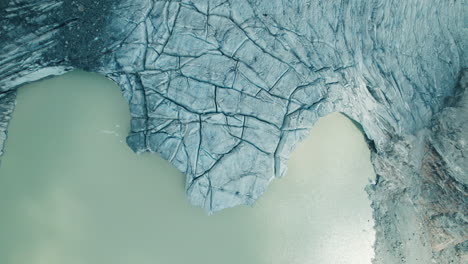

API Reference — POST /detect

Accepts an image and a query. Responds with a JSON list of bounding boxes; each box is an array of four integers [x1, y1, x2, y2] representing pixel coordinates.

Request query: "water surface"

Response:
[[0, 71, 375, 264]]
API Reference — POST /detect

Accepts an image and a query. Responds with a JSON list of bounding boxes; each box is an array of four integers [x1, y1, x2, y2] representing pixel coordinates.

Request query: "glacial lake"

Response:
[[0, 71, 375, 264]]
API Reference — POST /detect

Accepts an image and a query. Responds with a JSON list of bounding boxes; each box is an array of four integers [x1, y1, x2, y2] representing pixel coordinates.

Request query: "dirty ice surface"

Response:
[[0, 71, 375, 264]]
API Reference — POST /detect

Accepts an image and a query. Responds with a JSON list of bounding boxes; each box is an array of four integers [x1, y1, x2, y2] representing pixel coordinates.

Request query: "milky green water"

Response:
[[0, 71, 375, 264]]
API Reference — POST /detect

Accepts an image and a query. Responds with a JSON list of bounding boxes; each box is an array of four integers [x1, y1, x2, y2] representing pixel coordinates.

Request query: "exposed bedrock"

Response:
[[368, 71, 467, 263], [0, 0, 466, 263]]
